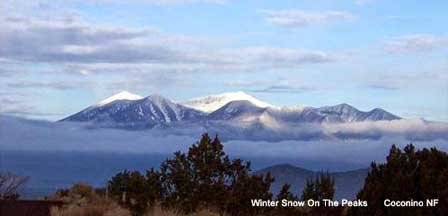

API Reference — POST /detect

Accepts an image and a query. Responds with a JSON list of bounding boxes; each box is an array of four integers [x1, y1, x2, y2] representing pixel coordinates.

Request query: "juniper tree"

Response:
[[274, 184, 300, 216], [277, 184, 297, 201], [348, 144, 448, 216], [224, 170, 274, 216], [301, 172, 334, 201], [109, 134, 275, 216], [145, 168, 163, 211], [301, 178, 316, 201], [108, 170, 160, 216], [160, 134, 274, 216]]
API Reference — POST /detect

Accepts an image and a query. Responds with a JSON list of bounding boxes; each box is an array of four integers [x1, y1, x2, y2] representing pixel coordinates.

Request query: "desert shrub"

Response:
[[50, 183, 131, 216], [108, 169, 162, 216], [51, 199, 130, 216], [71, 183, 94, 198], [0, 171, 29, 200]]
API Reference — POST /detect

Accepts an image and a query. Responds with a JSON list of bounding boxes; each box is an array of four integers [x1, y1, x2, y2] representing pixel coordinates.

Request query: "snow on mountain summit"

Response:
[[182, 91, 274, 113], [97, 91, 143, 106], [61, 91, 403, 133], [61, 92, 205, 128]]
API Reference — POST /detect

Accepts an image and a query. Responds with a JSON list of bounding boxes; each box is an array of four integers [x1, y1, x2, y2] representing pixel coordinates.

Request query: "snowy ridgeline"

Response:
[[62, 91, 400, 125], [54, 91, 448, 142]]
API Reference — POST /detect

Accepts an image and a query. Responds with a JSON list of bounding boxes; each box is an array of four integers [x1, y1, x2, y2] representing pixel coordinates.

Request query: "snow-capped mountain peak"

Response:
[[182, 91, 274, 113], [62, 93, 205, 128], [97, 91, 143, 106], [62, 91, 403, 133]]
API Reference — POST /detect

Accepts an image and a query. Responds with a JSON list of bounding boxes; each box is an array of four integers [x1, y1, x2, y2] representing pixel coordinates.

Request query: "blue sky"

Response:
[[0, 0, 447, 121]]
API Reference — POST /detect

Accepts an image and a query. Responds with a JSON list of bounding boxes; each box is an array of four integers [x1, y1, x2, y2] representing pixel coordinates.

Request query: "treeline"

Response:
[[348, 144, 448, 216], [107, 134, 336, 216], [47, 133, 448, 216]]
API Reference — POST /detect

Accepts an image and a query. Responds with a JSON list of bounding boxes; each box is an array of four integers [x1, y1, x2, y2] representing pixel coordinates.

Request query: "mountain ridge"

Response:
[[60, 91, 407, 140], [62, 91, 400, 123]]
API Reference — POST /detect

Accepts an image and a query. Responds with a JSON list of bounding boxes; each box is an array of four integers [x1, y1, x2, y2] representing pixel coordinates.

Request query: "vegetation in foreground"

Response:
[[49, 184, 130, 216], [104, 134, 448, 216], [0, 171, 29, 200], [348, 144, 448, 216], [3, 133, 447, 215], [48, 134, 337, 216]]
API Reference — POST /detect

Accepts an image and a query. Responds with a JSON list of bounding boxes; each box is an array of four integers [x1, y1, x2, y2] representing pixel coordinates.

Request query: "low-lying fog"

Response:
[[1, 115, 447, 170]]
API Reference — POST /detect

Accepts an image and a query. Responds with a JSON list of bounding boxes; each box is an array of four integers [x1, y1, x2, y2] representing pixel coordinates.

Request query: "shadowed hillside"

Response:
[[254, 164, 369, 200]]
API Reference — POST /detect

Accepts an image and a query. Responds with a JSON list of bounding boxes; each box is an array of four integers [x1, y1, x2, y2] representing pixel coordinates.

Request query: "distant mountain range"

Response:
[[254, 164, 369, 200], [62, 91, 400, 124], [60, 91, 447, 141]]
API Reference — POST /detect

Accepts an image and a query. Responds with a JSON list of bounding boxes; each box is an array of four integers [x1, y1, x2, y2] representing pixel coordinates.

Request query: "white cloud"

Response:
[[355, 0, 375, 6], [385, 34, 448, 53], [0, 0, 227, 11], [79, 69, 91, 75], [260, 9, 357, 28], [0, 92, 64, 118], [252, 84, 317, 93], [361, 69, 448, 96], [0, 18, 197, 65], [1, 115, 447, 170], [90, 0, 228, 5], [0, 0, 338, 112], [226, 79, 318, 94], [194, 47, 335, 72], [7, 81, 95, 90], [0, 16, 335, 75], [62, 45, 99, 55]]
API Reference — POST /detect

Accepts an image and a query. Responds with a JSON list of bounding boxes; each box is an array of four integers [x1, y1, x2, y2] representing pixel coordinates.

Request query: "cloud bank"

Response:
[[385, 34, 448, 53], [260, 10, 356, 28], [1, 115, 447, 169], [95, 0, 228, 5], [0, 16, 334, 68]]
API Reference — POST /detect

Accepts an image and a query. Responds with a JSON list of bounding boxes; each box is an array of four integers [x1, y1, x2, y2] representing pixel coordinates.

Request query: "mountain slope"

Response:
[[254, 164, 369, 200], [207, 100, 267, 121]]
